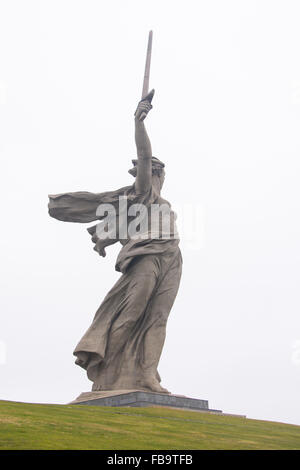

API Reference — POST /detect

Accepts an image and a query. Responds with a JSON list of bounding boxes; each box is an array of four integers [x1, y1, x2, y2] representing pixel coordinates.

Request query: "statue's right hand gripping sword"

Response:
[[139, 30, 154, 121]]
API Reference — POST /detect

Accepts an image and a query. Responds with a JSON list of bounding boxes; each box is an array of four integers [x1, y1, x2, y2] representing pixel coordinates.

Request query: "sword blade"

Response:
[[141, 30, 153, 99]]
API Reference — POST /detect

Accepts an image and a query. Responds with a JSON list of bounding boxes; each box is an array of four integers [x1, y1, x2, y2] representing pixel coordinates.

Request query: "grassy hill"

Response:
[[0, 400, 300, 450]]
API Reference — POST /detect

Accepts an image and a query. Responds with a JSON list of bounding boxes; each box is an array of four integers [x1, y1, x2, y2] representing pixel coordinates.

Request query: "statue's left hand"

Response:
[[91, 233, 107, 257], [95, 244, 106, 257]]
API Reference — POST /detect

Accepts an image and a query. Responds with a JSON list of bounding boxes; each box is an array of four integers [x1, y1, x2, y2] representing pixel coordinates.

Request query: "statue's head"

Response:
[[128, 157, 165, 188]]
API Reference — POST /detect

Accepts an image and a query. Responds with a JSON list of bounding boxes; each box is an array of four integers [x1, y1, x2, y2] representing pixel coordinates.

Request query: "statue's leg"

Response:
[[104, 271, 157, 362], [92, 254, 160, 390], [137, 251, 182, 393]]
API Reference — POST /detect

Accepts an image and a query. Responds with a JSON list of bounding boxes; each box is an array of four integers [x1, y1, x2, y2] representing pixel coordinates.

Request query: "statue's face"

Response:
[[153, 170, 165, 190], [129, 166, 165, 189], [159, 170, 165, 188]]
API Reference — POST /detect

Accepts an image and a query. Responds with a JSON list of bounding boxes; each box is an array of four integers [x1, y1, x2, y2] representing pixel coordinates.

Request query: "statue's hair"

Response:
[[128, 157, 165, 177]]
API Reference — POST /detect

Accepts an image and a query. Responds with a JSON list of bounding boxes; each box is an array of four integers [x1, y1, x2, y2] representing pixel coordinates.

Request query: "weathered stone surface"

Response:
[[48, 91, 182, 394]]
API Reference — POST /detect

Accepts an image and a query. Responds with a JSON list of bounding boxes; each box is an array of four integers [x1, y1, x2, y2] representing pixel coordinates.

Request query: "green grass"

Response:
[[0, 400, 300, 450]]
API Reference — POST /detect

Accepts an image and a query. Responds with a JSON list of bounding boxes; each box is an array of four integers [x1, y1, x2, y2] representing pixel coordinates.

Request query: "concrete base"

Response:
[[69, 390, 223, 414]]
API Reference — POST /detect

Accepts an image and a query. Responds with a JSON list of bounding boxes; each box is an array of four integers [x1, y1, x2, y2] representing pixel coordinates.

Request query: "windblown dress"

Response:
[[48, 181, 182, 391]]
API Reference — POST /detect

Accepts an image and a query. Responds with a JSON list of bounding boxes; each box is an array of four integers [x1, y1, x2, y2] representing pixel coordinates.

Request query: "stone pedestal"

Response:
[[69, 390, 223, 413]]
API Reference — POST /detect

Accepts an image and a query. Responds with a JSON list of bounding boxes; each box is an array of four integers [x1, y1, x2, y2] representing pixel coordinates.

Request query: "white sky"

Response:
[[1, 0, 300, 426]]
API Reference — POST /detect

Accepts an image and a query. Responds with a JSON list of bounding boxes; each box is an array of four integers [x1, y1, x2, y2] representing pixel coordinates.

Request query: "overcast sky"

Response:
[[1, 0, 300, 426]]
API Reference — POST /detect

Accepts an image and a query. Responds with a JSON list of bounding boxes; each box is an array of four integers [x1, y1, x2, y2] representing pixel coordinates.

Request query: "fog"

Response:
[[0, 0, 300, 425]]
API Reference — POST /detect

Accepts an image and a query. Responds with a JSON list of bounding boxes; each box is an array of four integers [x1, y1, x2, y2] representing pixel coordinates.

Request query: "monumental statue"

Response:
[[48, 32, 182, 395]]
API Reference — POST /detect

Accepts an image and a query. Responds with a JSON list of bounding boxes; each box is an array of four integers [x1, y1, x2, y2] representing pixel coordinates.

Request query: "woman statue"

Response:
[[48, 92, 182, 394]]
